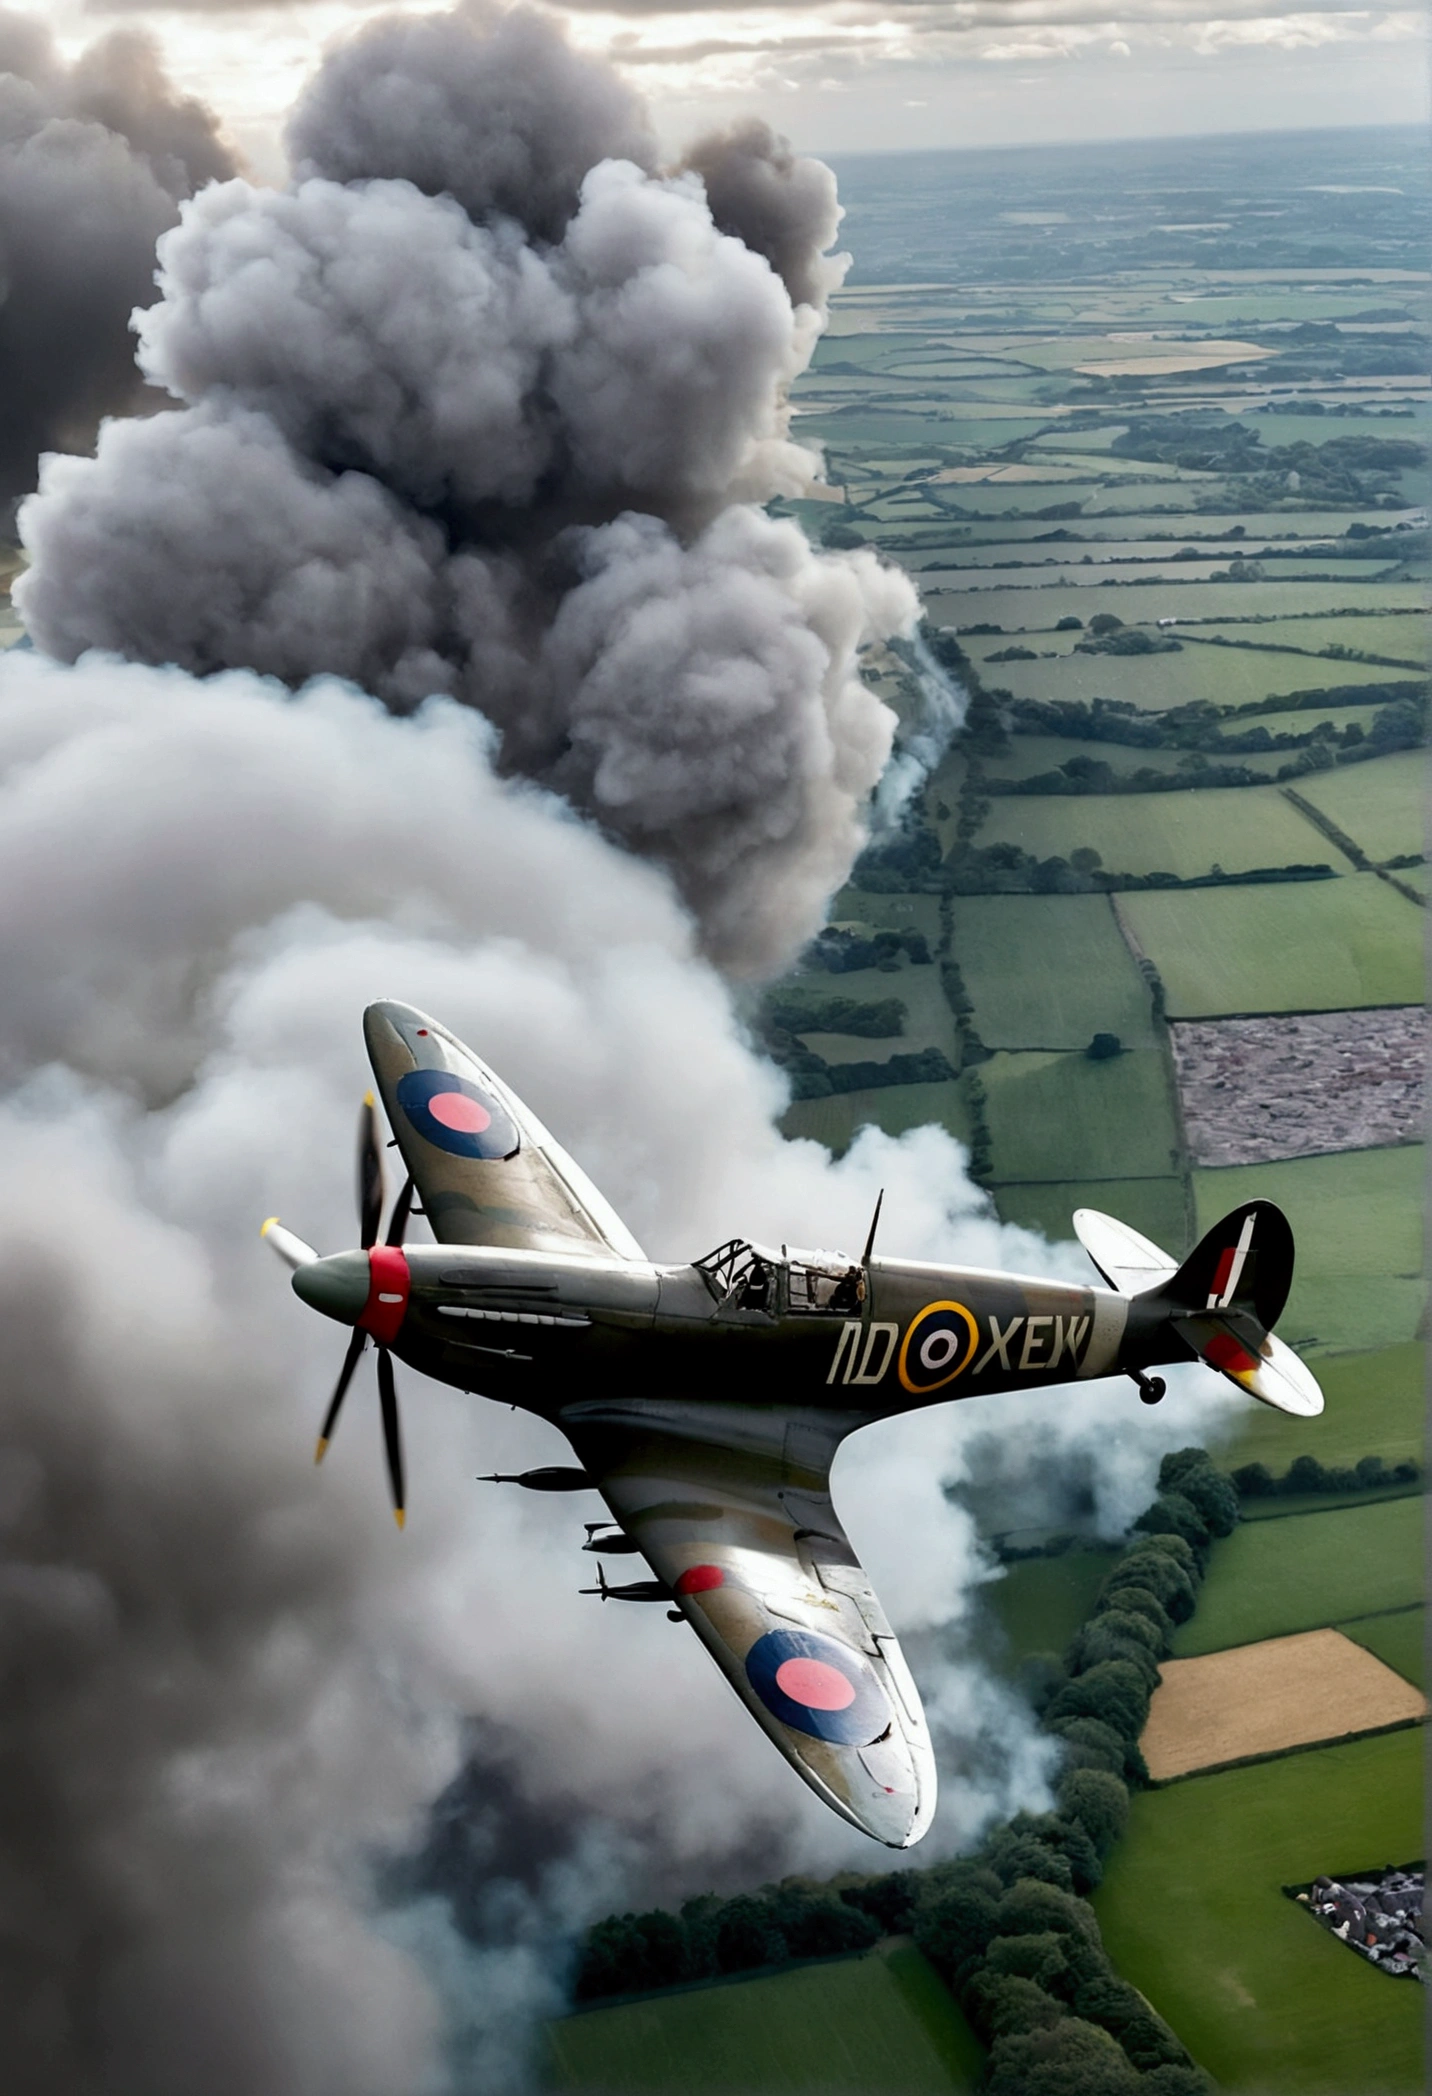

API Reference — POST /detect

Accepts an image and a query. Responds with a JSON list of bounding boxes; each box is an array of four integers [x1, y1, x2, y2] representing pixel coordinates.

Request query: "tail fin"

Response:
[[1148, 1200, 1321, 1417], [1159, 1198, 1294, 1331], [1076, 1200, 1322, 1416]]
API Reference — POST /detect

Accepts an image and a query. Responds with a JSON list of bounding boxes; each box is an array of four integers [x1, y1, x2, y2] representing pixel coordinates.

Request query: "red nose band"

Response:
[[359, 1244, 410, 1345]]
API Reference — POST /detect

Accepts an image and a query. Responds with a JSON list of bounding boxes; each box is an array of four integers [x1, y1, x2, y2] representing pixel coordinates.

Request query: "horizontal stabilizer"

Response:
[[1072, 1208, 1177, 1296], [1172, 1316, 1324, 1417]]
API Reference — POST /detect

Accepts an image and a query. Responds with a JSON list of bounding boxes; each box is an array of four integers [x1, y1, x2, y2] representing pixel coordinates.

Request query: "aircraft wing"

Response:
[[364, 1000, 645, 1259], [561, 1397, 938, 1848]]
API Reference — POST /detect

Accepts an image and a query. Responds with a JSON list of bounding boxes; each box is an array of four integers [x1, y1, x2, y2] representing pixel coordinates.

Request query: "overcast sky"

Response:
[[43, 0, 1430, 183]]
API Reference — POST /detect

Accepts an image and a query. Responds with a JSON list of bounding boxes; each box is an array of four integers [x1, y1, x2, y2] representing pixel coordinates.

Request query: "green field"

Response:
[[969, 641, 1424, 713], [992, 1174, 1190, 1256], [781, 1078, 970, 1155], [1193, 1146, 1425, 1354], [1340, 1605, 1425, 1689], [1093, 1729, 1425, 2094], [546, 1940, 983, 2094], [1118, 871, 1424, 1017], [923, 580, 1428, 635], [1170, 1496, 1424, 1656], [950, 894, 1156, 1049], [1219, 1343, 1426, 1475], [1291, 752, 1428, 865], [779, 962, 957, 1063], [981, 1048, 1180, 1183], [975, 785, 1337, 880], [1193, 613, 1428, 662], [830, 890, 944, 939], [983, 1545, 1120, 1668]]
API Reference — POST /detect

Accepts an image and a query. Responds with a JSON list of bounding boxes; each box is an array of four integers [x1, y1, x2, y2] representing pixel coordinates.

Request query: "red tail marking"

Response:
[[1205, 1329, 1257, 1376]]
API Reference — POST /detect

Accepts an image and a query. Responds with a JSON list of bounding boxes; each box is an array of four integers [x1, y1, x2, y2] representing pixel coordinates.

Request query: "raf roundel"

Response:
[[898, 1300, 979, 1394], [395, 1068, 519, 1161], [744, 1628, 890, 1746]]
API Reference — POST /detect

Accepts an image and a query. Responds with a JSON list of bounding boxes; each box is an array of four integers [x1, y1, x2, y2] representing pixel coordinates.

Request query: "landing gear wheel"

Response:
[[1134, 1372, 1166, 1406]]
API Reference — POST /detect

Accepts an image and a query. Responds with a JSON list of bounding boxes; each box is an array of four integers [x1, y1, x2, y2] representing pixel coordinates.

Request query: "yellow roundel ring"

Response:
[[898, 1300, 980, 1394]]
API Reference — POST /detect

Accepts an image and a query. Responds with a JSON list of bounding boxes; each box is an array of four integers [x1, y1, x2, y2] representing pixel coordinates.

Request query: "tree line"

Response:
[[571, 1448, 1243, 2094]]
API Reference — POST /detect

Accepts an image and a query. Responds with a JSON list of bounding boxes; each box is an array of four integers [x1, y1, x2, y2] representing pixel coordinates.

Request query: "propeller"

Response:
[[265, 1095, 414, 1528], [358, 1090, 384, 1249]]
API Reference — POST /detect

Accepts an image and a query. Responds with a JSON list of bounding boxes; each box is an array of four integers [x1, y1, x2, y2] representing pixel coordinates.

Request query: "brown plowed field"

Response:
[[1141, 1627, 1426, 1780]]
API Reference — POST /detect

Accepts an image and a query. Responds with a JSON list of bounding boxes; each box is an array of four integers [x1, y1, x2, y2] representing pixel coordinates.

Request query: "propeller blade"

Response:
[[385, 1175, 414, 1248], [260, 1218, 318, 1270], [377, 1347, 406, 1529], [315, 1326, 366, 1463], [358, 1092, 384, 1250]]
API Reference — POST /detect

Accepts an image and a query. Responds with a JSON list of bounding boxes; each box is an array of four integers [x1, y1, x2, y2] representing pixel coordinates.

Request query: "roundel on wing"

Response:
[[395, 1069, 519, 1160], [898, 1300, 979, 1394], [744, 1628, 890, 1745]]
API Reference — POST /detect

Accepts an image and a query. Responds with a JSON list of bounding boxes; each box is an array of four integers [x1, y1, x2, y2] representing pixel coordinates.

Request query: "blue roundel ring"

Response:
[[744, 1628, 891, 1746], [395, 1069, 519, 1160]]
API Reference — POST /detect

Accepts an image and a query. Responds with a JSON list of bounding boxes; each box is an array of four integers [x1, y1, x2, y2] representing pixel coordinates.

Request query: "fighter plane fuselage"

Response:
[[295, 1235, 1185, 1433]]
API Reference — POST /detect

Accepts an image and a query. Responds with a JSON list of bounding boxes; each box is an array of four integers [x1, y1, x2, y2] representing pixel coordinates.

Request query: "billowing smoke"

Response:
[[0, 647, 1239, 2092], [0, 12, 234, 508], [4, 10, 1244, 2085], [17, 3, 911, 976]]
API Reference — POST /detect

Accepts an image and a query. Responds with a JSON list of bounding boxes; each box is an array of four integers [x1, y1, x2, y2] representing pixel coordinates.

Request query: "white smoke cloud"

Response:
[[0, 645, 1241, 2090]]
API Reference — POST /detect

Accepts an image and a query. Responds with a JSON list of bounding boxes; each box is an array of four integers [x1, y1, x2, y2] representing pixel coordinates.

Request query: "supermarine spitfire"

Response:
[[263, 1001, 1323, 1848]]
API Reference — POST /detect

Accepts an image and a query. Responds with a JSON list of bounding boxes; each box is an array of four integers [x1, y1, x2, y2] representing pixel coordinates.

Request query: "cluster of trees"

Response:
[[1232, 1452, 1422, 1500], [804, 925, 933, 971], [1109, 415, 1424, 506], [574, 1451, 1236, 2089], [762, 1019, 957, 1101], [765, 994, 908, 1039], [576, 1882, 886, 2000], [1223, 678, 1427, 719], [942, 836, 1333, 897], [992, 684, 1425, 783]]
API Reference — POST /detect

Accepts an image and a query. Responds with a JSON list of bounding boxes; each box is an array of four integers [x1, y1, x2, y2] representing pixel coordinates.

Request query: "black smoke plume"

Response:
[[0, 13, 234, 510], [18, 2, 914, 975]]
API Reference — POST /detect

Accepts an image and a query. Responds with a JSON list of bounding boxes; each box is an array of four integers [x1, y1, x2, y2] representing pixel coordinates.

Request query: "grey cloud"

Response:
[[680, 116, 846, 312], [287, 2, 658, 245], [0, 16, 234, 507], [20, 3, 905, 976]]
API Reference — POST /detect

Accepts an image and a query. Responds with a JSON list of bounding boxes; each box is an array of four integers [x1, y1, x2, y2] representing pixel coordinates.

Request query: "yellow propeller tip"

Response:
[[314, 1438, 328, 1464], [260, 1216, 279, 1238], [393, 1509, 406, 1531], [363, 1090, 375, 1107]]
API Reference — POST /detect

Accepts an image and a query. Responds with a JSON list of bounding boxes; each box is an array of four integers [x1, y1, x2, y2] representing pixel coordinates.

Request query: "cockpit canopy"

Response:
[[694, 1239, 864, 1316]]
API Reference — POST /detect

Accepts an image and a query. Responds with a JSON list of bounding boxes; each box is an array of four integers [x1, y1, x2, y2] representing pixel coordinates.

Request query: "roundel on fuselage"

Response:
[[744, 1628, 891, 1746], [898, 1300, 979, 1394], [395, 1068, 519, 1160]]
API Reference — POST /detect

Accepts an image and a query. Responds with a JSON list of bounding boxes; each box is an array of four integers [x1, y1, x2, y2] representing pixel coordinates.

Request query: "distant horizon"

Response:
[[815, 118, 1428, 164]]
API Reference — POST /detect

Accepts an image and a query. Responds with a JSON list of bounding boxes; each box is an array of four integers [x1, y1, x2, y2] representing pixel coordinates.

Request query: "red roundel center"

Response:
[[675, 1565, 724, 1596], [428, 1091, 492, 1135], [774, 1657, 856, 1711]]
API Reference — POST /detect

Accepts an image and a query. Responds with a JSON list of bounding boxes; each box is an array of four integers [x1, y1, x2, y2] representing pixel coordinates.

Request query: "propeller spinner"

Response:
[[261, 1093, 414, 1527]]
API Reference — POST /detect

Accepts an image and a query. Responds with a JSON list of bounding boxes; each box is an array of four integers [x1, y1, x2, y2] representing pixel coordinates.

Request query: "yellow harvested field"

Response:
[[1141, 1628, 1426, 1780], [1077, 340, 1273, 376]]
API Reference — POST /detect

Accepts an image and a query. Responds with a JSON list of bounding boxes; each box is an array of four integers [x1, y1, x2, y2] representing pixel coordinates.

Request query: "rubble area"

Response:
[[1170, 1007, 1428, 1167], [1289, 1862, 1425, 1981]]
